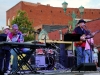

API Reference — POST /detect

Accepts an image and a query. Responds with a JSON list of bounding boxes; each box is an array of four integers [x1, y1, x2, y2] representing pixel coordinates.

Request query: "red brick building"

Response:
[[6, 1, 100, 29], [6, 1, 100, 49]]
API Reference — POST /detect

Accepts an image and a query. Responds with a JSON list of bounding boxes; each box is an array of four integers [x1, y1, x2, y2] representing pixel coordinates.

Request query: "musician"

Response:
[[73, 19, 87, 66], [93, 47, 99, 67], [84, 30, 94, 63], [82, 24, 99, 67], [8, 24, 32, 73], [0, 26, 11, 73]]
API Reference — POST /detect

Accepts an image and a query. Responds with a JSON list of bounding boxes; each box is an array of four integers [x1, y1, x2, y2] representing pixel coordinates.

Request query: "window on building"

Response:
[[41, 10, 42, 12], [77, 11, 78, 13], [12, 16, 15, 20], [8, 18, 10, 25], [51, 11, 52, 13], [30, 10, 32, 12], [60, 11, 61, 13], [8, 18, 10, 26]]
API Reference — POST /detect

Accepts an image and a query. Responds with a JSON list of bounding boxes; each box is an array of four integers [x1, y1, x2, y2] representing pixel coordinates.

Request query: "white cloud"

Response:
[[66, 0, 90, 8], [33, 0, 91, 8]]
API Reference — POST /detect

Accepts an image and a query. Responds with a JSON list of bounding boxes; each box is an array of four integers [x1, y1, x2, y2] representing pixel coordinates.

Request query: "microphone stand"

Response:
[[32, 31, 39, 44], [51, 43, 66, 70]]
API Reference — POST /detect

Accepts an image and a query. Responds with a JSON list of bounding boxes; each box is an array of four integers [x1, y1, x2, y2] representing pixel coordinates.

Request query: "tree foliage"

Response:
[[11, 10, 34, 41]]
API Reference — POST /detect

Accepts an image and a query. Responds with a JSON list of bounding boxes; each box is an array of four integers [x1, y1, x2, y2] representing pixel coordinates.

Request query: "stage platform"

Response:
[[7, 71, 100, 75], [6, 67, 100, 75]]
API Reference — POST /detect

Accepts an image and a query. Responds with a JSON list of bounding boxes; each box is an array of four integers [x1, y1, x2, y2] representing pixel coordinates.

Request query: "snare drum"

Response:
[[36, 48, 45, 55]]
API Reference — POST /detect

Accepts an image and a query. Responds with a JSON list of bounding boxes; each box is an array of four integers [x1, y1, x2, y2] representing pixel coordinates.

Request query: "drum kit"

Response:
[[28, 36, 68, 70], [35, 48, 55, 70], [30, 43, 60, 70]]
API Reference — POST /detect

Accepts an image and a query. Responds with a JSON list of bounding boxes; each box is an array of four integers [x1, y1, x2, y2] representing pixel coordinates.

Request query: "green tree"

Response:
[[11, 10, 34, 41]]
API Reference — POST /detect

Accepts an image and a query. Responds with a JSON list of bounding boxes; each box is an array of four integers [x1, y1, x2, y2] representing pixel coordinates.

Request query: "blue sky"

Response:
[[0, 0, 100, 29]]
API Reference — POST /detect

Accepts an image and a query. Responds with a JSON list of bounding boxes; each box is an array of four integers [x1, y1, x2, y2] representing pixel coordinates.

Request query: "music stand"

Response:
[[64, 33, 81, 68], [64, 33, 81, 41], [64, 33, 81, 54]]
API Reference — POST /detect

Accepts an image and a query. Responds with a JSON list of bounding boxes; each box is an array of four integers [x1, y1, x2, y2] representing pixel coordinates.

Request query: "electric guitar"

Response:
[[81, 30, 100, 40], [76, 30, 100, 44]]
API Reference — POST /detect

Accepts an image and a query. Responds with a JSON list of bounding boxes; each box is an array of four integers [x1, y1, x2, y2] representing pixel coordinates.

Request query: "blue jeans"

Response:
[[0, 49, 11, 72], [76, 47, 85, 66], [84, 50, 93, 63], [10, 49, 18, 72], [10, 48, 32, 72]]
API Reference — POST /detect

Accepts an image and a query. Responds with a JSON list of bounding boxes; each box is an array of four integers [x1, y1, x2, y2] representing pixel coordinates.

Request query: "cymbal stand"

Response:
[[51, 43, 66, 70]]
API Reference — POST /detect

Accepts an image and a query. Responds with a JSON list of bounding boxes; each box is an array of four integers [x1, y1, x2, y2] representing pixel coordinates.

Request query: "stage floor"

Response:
[[7, 72, 100, 75], [6, 67, 100, 75]]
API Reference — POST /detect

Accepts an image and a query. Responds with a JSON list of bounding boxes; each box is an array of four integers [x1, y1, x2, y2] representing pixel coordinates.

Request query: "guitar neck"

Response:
[[91, 30, 100, 36]]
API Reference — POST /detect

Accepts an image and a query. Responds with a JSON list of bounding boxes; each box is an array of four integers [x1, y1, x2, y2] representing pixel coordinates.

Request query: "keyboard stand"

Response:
[[0, 41, 46, 74], [11, 48, 36, 74]]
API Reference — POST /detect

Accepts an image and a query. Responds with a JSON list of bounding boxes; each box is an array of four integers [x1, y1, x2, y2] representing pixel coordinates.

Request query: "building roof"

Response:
[[42, 25, 68, 33]]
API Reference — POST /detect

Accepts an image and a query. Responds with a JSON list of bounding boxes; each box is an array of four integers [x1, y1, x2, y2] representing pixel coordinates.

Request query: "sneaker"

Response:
[[4, 73, 7, 75], [6, 70, 10, 73]]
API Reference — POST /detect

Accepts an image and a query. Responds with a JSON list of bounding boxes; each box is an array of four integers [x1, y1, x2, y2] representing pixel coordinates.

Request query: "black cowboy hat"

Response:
[[77, 19, 86, 24]]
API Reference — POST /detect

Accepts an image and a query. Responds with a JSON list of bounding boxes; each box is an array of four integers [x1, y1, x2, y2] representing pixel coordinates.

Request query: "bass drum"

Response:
[[35, 55, 47, 68], [45, 56, 55, 70]]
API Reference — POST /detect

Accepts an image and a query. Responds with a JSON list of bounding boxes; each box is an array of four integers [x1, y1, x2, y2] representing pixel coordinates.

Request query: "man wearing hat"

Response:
[[73, 19, 87, 66], [0, 26, 11, 74]]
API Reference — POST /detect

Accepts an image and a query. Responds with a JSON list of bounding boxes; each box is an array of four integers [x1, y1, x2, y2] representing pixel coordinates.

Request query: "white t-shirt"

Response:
[[93, 48, 98, 58]]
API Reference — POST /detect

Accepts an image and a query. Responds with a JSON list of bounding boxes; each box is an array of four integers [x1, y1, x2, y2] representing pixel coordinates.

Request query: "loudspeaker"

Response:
[[98, 52, 100, 67], [71, 63, 97, 71]]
